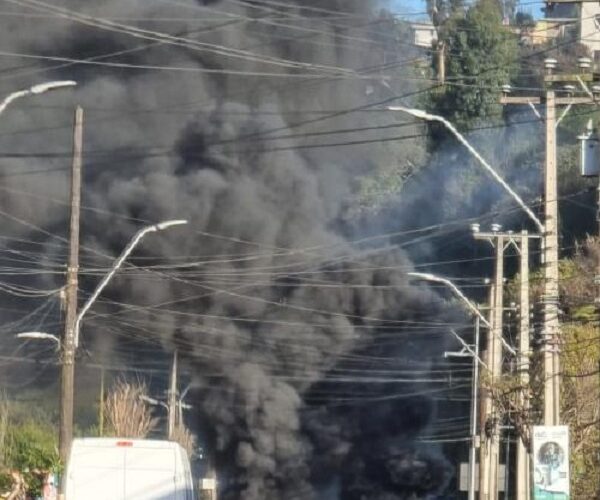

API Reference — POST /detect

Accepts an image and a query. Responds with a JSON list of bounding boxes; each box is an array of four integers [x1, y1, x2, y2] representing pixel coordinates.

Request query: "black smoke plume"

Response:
[[0, 1, 463, 498]]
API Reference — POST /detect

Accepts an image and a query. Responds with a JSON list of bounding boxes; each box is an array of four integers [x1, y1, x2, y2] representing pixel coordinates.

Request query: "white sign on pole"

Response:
[[532, 425, 570, 500]]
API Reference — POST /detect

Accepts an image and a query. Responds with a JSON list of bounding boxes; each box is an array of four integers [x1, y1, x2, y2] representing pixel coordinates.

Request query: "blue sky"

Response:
[[389, 0, 544, 18], [390, 0, 428, 17]]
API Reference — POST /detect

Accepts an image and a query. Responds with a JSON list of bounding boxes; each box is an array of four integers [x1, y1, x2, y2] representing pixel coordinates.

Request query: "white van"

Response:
[[64, 438, 195, 500]]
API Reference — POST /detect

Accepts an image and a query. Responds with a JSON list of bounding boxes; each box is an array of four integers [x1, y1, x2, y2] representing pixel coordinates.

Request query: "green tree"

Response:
[[506, 238, 600, 498], [1, 420, 59, 496], [429, 0, 518, 130]]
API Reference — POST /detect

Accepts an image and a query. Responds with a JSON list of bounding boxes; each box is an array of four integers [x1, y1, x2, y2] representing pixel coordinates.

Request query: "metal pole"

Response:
[[468, 316, 480, 500], [516, 231, 531, 500], [99, 367, 105, 437], [59, 106, 83, 470], [168, 350, 178, 439], [543, 90, 560, 426], [505, 432, 511, 498]]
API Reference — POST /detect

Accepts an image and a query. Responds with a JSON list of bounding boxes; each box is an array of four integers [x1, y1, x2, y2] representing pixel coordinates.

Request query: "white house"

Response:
[[411, 22, 438, 48], [580, 2, 600, 54]]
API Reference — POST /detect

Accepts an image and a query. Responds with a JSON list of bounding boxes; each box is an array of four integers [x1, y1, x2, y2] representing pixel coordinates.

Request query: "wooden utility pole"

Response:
[[167, 350, 178, 439], [59, 106, 83, 467]]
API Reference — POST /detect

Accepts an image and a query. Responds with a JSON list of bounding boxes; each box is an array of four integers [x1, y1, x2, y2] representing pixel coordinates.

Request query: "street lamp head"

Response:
[[15, 331, 61, 345], [407, 271, 435, 281], [155, 219, 188, 231], [29, 80, 77, 95], [387, 106, 430, 121]]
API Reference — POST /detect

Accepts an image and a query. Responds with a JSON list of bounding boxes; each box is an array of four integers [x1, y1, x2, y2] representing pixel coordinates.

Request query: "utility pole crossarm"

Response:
[[500, 96, 595, 106], [501, 96, 541, 105]]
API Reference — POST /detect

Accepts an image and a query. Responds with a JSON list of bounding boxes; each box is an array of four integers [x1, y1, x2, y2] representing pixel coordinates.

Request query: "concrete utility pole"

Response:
[[544, 88, 561, 427], [168, 349, 178, 439], [479, 283, 496, 500], [500, 56, 599, 426], [470, 317, 481, 500], [59, 106, 83, 467], [437, 41, 445, 84], [516, 230, 531, 500], [477, 230, 504, 500]]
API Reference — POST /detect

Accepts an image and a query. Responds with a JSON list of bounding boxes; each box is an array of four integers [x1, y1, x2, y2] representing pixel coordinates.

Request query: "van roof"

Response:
[[71, 438, 184, 450]]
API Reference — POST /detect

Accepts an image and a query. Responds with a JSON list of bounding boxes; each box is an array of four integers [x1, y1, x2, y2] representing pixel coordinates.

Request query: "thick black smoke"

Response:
[[0, 1, 463, 498]]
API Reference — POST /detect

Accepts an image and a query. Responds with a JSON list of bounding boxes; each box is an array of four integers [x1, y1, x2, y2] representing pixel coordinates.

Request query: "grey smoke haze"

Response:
[[0, 1, 464, 498]]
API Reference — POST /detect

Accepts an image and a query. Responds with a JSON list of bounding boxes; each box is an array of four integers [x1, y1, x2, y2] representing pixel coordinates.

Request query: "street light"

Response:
[[407, 271, 516, 355], [410, 270, 515, 500], [74, 219, 188, 347], [13, 219, 187, 466], [387, 106, 544, 233], [15, 220, 187, 347], [0, 80, 77, 116], [139, 395, 168, 411], [15, 331, 61, 347], [57, 219, 187, 465]]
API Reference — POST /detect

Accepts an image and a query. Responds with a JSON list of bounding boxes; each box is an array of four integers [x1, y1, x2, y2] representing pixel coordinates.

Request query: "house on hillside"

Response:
[[519, 19, 571, 45], [539, 1, 600, 56], [580, 2, 600, 54], [411, 22, 437, 49]]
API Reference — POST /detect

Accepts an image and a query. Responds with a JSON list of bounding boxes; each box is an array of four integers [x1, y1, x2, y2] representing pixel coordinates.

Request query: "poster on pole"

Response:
[[532, 425, 570, 500]]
